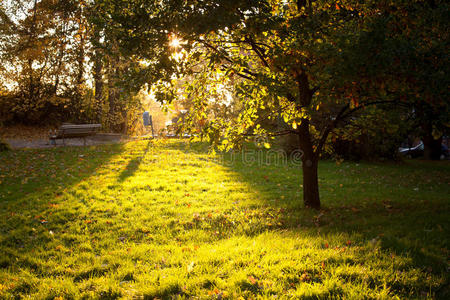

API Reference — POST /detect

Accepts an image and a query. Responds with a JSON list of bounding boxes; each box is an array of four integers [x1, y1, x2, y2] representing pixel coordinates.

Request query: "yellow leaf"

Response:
[[264, 143, 271, 149], [187, 261, 194, 273]]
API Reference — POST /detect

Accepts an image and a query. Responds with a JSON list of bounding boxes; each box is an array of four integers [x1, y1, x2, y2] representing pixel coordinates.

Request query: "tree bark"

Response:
[[93, 52, 103, 120], [421, 120, 442, 160], [301, 154, 320, 209], [291, 70, 321, 209], [298, 119, 320, 209], [423, 134, 442, 160]]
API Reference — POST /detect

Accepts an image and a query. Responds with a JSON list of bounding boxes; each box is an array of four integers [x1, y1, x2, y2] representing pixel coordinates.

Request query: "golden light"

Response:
[[169, 35, 181, 49], [168, 34, 185, 62]]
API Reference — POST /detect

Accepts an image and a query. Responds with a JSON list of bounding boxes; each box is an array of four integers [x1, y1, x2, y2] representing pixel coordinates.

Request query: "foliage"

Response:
[[330, 107, 412, 161], [0, 140, 449, 298], [0, 0, 145, 132], [337, 0, 450, 159], [0, 0, 86, 123], [0, 139, 10, 152]]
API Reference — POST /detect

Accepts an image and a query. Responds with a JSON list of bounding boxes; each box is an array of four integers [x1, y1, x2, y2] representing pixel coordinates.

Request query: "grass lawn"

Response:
[[0, 140, 449, 299]]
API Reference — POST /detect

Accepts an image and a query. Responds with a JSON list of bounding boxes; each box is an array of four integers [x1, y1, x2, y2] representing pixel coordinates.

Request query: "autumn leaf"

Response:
[[300, 272, 311, 282], [248, 275, 258, 285]]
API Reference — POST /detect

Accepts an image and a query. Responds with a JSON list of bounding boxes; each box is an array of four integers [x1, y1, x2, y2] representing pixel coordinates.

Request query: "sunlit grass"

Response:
[[0, 140, 449, 299]]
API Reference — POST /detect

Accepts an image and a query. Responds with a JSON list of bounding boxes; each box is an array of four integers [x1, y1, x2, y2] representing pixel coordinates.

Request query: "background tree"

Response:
[[0, 0, 88, 123], [336, 1, 449, 160], [0, 0, 149, 131]]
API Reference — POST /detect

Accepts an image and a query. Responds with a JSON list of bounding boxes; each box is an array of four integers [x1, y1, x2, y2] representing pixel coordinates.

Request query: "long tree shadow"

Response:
[[0, 143, 127, 204], [113, 140, 448, 298], [0, 143, 127, 276], [218, 150, 450, 296], [117, 140, 152, 182]]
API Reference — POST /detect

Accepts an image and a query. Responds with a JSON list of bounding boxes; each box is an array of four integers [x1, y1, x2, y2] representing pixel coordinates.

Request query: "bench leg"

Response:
[[83, 137, 87, 146]]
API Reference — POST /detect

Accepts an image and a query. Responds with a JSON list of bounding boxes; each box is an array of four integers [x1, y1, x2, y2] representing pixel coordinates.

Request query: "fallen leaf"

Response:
[[248, 276, 257, 285], [300, 272, 311, 282]]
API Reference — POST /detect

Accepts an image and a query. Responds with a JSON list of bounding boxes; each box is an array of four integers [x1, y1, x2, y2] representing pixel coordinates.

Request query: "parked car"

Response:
[[399, 141, 450, 159], [399, 142, 424, 158]]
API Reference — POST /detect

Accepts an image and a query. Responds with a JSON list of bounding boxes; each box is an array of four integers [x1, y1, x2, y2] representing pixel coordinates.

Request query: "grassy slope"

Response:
[[0, 140, 448, 299]]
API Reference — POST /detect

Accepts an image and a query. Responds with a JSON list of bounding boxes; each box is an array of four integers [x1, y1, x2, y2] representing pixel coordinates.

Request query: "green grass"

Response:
[[0, 139, 449, 299]]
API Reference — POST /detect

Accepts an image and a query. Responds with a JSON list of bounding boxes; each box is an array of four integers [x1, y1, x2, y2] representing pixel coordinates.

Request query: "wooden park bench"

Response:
[[49, 124, 101, 146]]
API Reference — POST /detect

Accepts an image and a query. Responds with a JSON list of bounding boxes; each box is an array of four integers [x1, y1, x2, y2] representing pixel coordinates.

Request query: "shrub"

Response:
[[0, 139, 10, 152]]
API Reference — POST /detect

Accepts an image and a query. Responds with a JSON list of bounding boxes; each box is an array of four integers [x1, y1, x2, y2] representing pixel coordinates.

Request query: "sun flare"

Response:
[[169, 35, 181, 48]]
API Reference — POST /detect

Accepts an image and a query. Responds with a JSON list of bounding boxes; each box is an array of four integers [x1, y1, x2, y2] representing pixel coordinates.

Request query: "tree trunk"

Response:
[[421, 120, 442, 160], [290, 70, 321, 209], [298, 119, 320, 209], [302, 154, 320, 209], [92, 26, 104, 121], [423, 134, 442, 160], [93, 53, 103, 121]]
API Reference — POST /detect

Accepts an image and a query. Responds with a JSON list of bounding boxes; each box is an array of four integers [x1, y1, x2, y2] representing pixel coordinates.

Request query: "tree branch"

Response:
[[314, 104, 349, 156], [197, 39, 257, 78], [314, 99, 411, 156], [242, 129, 295, 138], [246, 34, 270, 68]]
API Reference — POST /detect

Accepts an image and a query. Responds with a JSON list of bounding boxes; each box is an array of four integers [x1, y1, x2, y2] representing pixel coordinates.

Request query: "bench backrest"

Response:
[[57, 124, 101, 136]]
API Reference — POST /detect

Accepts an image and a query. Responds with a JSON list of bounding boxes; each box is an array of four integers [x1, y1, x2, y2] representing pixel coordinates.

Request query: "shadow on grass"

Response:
[[0, 143, 127, 271], [226, 155, 449, 297], [163, 141, 449, 297], [1, 140, 449, 298], [0, 143, 127, 203], [117, 140, 152, 182]]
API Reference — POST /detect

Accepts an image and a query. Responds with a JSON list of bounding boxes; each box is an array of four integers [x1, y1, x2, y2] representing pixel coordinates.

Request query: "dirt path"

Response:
[[5, 133, 131, 149]]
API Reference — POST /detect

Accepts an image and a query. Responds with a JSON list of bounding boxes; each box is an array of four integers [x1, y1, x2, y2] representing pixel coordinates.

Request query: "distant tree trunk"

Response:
[[122, 111, 128, 134], [298, 119, 320, 209], [106, 60, 120, 131], [108, 89, 117, 131], [421, 120, 442, 160], [93, 53, 103, 120], [92, 27, 104, 122], [27, 58, 34, 101], [53, 41, 66, 95], [73, 7, 87, 122], [76, 36, 85, 87]]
